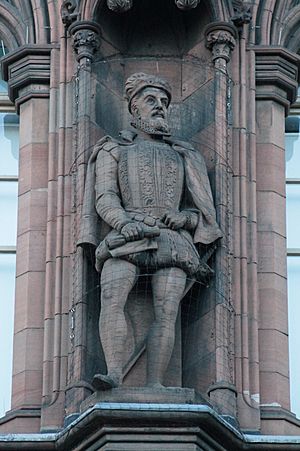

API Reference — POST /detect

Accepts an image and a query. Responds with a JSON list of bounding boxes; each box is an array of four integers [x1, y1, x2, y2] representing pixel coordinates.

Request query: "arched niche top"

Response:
[[279, 6, 300, 53], [80, 0, 231, 26], [92, 0, 215, 56], [0, 2, 27, 50]]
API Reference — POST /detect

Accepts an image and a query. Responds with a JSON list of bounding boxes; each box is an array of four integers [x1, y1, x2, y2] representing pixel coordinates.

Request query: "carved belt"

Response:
[[127, 211, 169, 229]]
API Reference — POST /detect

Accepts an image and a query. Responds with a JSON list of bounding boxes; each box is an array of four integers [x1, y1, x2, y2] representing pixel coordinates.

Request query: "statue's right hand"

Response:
[[121, 222, 145, 241]]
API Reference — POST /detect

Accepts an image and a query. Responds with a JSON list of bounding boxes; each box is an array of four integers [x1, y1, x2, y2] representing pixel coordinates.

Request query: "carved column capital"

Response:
[[69, 21, 101, 62], [107, 0, 133, 13], [205, 22, 237, 64], [175, 0, 200, 10]]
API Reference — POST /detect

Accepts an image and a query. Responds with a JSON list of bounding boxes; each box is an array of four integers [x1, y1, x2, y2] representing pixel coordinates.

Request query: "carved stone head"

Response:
[[125, 73, 172, 135]]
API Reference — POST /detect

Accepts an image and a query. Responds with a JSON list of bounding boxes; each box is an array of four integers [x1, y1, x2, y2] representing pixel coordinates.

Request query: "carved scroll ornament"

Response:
[[175, 0, 200, 10], [107, 0, 133, 12], [61, 0, 79, 27], [106, 0, 201, 13]]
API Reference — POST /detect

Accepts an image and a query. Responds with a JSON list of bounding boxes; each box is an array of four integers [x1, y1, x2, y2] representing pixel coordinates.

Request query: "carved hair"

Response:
[[125, 72, 171, 113]]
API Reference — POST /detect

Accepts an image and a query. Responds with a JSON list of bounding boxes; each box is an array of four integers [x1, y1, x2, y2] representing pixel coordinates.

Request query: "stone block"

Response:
[[259, 329, 289, 377], [183, 352, 216, 396], [257, 191, 286, 237], [17, 189, 48, 236], [256, 100, 285, 148], [183, 310, 215, 369], [11, 370, 43, 408], [0, 413, 41, 434], [258, 273, 288, 333], [256, 144, 285, 196], [15, 230, 46, 276], [259, 371, 290, 410], [257, 231, 287, 277], [13, 328, 44, 374], [18, 143, 49, 195], [81, 387, 199, 412], [14, 271, 45, 333], [19, 98, 50, 146], [261, 406, 300, 435]]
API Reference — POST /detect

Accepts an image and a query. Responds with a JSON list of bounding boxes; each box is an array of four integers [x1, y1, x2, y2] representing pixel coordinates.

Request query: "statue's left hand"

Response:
[[121, 222, 145, 241], [162, 211, 187, 230]]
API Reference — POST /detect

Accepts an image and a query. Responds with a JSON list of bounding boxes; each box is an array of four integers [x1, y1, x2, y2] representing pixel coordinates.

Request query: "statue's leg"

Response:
[[93, 258, 139, 390], [147, 267, 187, 388]]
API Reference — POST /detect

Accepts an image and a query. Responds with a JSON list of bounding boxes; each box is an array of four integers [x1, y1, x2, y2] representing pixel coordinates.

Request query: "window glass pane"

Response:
[[0, 113, 19, 176], [286, 184, 300, 249], [0, 182, 18, 246], [0, 253, 15, 417], [0, 76, 7, 94], [288, 256, 300, 418], [285, 133, 300, 179], [0, 42, 8, 93]]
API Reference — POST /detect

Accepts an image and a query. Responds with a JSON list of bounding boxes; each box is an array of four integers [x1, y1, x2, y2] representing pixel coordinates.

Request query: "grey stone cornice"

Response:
[[1, 403, 300, 449], [252, 46, 300, 114], [0, 45, 55, 111]]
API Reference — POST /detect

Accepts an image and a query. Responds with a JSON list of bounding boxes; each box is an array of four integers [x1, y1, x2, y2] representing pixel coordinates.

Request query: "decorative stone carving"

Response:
[[78, 73, 222, 392], [175, 0, 200, 10], [231, 0, 252, 27], [61, 0, 79, 27], [205, 23, 237, 63], [69, 21, 101, 62], [107, 0, 133, 13]]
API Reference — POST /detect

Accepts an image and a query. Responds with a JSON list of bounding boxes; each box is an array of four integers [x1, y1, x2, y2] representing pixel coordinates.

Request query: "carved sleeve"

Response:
[[95, 149, 132, 232]]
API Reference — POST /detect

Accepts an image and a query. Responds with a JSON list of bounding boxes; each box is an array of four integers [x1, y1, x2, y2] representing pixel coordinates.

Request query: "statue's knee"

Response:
[[101, 284, 122, 305], [158, 304, 179, 325]]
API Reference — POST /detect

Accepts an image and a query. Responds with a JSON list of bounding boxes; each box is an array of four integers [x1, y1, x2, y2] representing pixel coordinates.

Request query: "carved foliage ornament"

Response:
[[72, 29, 100, 61], [175, 0, 200, 10], [106, 0, 201, 12], [206, 30, 236, 62], [107, 0, 133, 12]]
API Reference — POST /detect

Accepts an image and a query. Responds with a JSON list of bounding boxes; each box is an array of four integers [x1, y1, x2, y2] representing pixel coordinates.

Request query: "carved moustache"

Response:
[[151, 108, 165, 119]]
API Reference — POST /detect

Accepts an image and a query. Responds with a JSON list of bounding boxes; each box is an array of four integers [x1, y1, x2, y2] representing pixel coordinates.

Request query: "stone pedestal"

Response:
[[81, 387, 205, 412]]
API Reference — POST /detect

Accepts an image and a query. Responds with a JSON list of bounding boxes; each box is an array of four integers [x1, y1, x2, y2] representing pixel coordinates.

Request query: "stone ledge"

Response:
[[251, 46, 300, 114], [1, 404, 300, 449], [0, 45, 57, 111], [261, 405, 300, 435], [81, 386, 203, 412]]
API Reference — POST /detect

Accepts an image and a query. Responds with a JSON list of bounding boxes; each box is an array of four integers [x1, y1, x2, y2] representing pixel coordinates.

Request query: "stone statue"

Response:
[[79, 72, 222, 391]]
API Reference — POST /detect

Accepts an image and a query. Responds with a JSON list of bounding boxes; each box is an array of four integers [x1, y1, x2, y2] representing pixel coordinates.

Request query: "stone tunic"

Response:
[[95, 138, 201, 276], [118, 140, 184, 220]]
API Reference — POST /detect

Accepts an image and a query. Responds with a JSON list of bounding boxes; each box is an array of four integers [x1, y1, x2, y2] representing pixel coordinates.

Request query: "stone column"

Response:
[[205, 22, 237, 418], [1, 46, 52, 432], [65, 20, 101, 416], [254, 47, 300, 434]]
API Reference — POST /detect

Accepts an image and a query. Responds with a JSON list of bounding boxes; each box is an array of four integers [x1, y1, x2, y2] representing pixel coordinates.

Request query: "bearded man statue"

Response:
[[78, 72, 222, 391]]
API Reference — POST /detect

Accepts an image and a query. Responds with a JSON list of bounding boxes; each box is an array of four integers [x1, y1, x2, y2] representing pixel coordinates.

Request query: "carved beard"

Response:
[[131, 116, 170, 136]]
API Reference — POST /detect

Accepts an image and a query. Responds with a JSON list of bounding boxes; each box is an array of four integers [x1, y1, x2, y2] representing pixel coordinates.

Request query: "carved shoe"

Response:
[[92, 374, 119, 391]]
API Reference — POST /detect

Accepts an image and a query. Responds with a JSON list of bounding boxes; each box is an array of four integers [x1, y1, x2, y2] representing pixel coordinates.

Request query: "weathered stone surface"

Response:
[[78, 72, 222, 394], [81, 386, 200, 411]]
